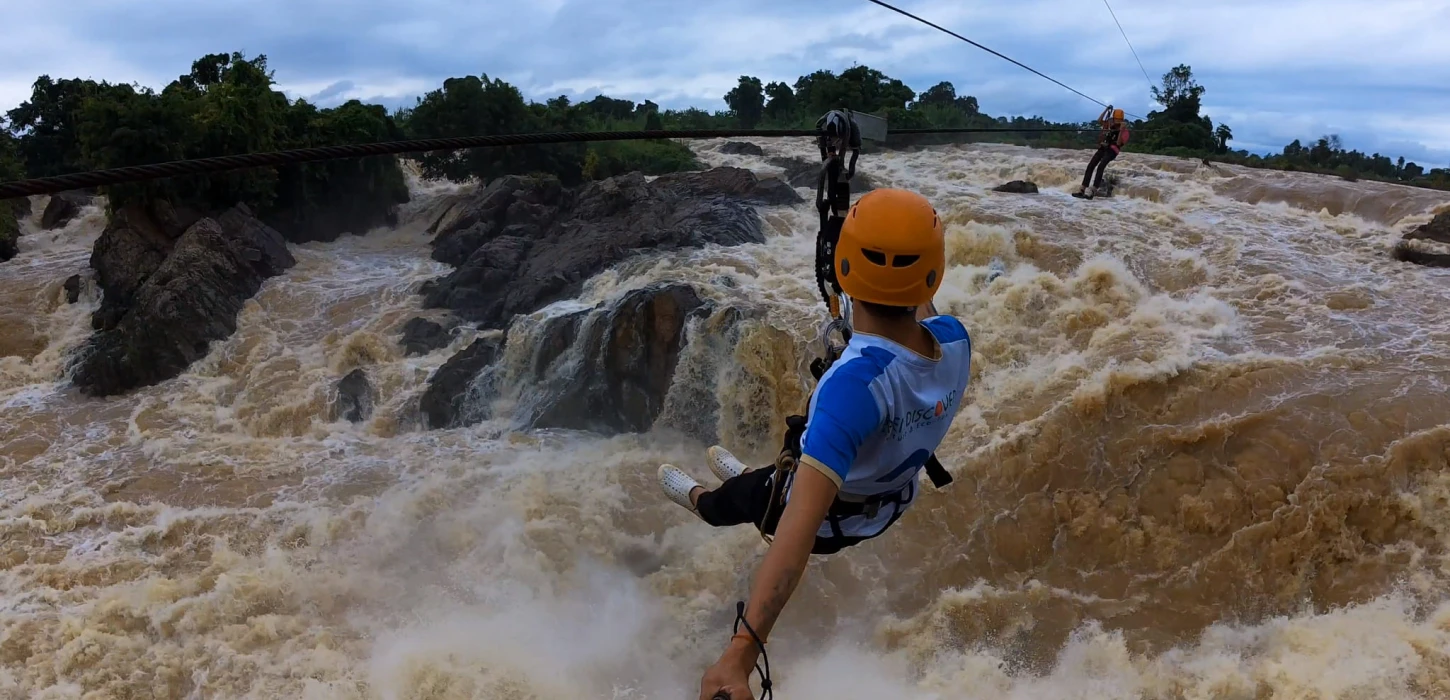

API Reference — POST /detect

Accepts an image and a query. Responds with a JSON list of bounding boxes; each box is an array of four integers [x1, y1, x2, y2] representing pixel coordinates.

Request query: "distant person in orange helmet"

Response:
[[655, 188, 975, 700], [1075, 106, 1130, 199]]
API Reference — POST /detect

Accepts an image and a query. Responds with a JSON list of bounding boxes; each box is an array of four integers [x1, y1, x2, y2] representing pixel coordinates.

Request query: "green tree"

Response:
[[793, 66, 915, 117], [1214, 124, 1233, 153], [724, 76, 765, 129], [763, 81, 796, 123], [1151, 64, 1206, 122], [0, 129, 24, 260], [5, 76, 103, 177], [405, 73, 583, 185], [269, 99, 410, 241], [917, 81, 958, 107], [582, 95, 636, 123]]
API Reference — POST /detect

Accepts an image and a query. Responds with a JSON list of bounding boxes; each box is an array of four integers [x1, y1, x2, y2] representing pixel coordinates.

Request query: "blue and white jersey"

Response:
[[791, 315, 973, 539]]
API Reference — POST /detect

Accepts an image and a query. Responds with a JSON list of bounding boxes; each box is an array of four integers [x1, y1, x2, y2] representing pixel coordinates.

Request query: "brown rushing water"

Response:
[[3, 142, 1450, 699]]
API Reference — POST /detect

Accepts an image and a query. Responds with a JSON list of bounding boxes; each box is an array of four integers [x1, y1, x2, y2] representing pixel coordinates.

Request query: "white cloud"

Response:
[[0, 0, 1445, 164]]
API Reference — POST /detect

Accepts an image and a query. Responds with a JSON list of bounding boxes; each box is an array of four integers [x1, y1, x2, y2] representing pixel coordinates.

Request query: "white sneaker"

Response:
[[658, 464, 702, 518], [707, 445, 749, 482]]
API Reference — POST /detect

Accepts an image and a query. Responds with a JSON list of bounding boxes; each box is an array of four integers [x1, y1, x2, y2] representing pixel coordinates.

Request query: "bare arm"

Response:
[[713, 466, 838, 673]]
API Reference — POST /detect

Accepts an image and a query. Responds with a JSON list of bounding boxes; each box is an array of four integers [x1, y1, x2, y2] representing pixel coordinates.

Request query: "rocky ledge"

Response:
[[419, 166, 798, 330], [420, 283, 725, 436], [1392, 210, 1450, 268], [69, 202, 295, 396]]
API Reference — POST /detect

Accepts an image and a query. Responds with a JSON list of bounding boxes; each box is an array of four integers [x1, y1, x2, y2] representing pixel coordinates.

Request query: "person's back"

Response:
[[795, 312, 970, 538]]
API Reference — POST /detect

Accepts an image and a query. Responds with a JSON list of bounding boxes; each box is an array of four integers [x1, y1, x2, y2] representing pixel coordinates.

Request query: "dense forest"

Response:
[[1, 51, 1446, 224]]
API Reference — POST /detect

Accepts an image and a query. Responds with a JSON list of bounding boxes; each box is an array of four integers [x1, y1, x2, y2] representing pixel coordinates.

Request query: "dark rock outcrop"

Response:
[[399, 317, 455, 356], [1403, 210, 1450, 245], [767, 156, 878, 193], [720, 141, 765, 156], [993, 180, 1040, 194], [88, 201, 206, 330], [63, 275, 83, 304], [0, 201, 18, 262], [420, 335, 507, 429], [41, 191, 93, 230], [421, 167, 786, 330], [420, 284, 714, 435], [265, 191, 406, 245], [532, 283, 708, 433], [1392, 210, 1450, 267], [70, 204, 295, 396], [12, 195, 32, 223], [332, 369, 375, 423]]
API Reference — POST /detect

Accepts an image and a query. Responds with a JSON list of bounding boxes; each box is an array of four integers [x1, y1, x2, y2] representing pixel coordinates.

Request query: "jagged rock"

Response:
[[0, 201, 18, 262], [1095, 174, 1119, 198], [430, 175, 564, 267], [1403, 210, 1450, 245], [532, 283, 708, 434], [332, 368, 374, 423], [720, 141, 765, 156], [993, 180, 1039, 194], [12, 196, 32, 222], [1392, 210, 1450, 267], [421, 167, 779, 330], [399, 317, 455, 356], [40, 191, 93, 230], [420, 335, 507, 429], [88, 201, 206, 330], [747, 178, 802, 206], [1391, 243, 1450, 267], [649, 167, 803, 206], [530, 309, 589, 376], [70, 205, 295, 396], [767, 156, 877, 193], [63, 275, 82, 304]]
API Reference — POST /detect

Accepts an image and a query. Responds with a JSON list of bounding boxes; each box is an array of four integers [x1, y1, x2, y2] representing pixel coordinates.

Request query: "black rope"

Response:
[[864, 0, 1146, 120], [888, 126, 1165, 134], [714, 600, 771, 700], [0, 128, 816, 201], [0, 125, 1162, 202]]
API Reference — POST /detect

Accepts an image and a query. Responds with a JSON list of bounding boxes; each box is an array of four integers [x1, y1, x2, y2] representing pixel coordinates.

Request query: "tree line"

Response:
[[1, 52, 1445, 228]]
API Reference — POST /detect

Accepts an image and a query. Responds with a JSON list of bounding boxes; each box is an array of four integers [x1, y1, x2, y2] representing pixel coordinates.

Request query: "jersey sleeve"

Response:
[[922, 315, 970, 347], [800, 371, 881, 487]]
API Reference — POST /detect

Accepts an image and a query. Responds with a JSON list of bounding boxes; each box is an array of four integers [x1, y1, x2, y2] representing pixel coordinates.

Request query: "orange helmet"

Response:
[[836, 188, 945, 307], [1112, 108, 1125, 121]]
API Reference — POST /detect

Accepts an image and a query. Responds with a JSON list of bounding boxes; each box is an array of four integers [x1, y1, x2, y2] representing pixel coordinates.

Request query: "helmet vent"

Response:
[[891, 254, 919, 268], [862, 249, 888, 266]]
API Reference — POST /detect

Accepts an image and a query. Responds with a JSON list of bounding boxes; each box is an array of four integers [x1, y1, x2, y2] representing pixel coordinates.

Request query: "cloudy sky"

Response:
[[3, 0, 1447, 164]]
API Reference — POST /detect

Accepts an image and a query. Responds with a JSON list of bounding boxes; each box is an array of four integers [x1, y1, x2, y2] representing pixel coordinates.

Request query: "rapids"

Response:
[[3, 139, 1450, 699]]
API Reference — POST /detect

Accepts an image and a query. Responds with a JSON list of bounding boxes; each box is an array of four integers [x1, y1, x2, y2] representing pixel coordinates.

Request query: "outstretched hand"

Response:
[[699, 652, 754, 700]]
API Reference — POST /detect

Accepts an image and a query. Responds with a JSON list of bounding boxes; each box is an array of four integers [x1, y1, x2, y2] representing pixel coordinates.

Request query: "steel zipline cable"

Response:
[[862, 0, 1146, 120], [0, 125, 1159, 201], [1102, 0, 1155, 93]]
